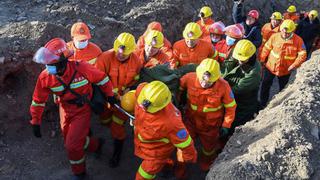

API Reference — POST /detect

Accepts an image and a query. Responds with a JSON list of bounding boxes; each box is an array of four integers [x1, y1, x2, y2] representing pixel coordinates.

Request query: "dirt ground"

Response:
[[1, 0, 320, 180]]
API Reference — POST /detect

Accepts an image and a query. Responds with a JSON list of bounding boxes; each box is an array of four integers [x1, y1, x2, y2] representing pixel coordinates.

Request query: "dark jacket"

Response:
[[296, 17, 320, 55], [222, 55, 261, 123], [232, 2, 262, 48]]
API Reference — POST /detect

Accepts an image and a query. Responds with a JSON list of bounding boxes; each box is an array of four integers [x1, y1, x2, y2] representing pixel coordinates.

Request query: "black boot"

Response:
[[71, 172, 86, 180], [95, 138, 105, 159], [108, 139, 124, 168]]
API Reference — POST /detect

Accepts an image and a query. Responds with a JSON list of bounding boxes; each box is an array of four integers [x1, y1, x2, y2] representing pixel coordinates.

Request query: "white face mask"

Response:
[[74, 40, 88, 49]]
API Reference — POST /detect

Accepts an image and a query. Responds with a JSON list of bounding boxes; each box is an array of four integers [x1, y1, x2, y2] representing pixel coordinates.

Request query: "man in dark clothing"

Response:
[[223, 39, 261, 133], [296, 10, 320, 57], [232, 0, 262, 48]]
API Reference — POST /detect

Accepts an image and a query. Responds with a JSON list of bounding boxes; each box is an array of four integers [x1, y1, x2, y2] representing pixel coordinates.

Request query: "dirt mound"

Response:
[[207, 51, 320, 180]]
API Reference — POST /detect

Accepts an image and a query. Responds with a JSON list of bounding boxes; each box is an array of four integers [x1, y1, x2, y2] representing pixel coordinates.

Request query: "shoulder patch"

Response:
[[176, 129, 188, 139], [230, 91, 235, 99]]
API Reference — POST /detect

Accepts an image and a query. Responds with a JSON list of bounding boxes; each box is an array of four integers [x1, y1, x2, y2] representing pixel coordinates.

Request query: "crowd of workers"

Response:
[[29, 1, 319, 179]]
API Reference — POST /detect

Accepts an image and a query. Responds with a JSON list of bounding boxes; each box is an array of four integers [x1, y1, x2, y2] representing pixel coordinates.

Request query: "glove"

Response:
[[219, 127, 230, 140], [32, 124, 42, 138], [107, 96, 118, 105]]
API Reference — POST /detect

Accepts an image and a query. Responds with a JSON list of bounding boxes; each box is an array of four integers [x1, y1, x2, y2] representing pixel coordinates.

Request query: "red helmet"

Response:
[[224, 25, 243, 39], [147, 21, 163, 32], [235, 23, 245, 35], [33, 38, 72, 64], [209, 21, 225, 35], [248, 10, 259, 19]]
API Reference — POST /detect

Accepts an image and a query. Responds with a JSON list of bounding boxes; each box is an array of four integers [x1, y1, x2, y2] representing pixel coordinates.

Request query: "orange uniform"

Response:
[[96, 49, 143, 140], [258, 23, 280, 56], [283, 12, 300, 23], [173, 39, 216, 67], [260, 33, 307, 77], [197, 18, 215, 38], [67, 41, 102, 65], [134, 83, 197, 180], [135, 48, 174, 69], [137, 36, 172, 51], [180, 72, 236, 171], [30, 61, 113, 175], [214, 39, 235, 63]]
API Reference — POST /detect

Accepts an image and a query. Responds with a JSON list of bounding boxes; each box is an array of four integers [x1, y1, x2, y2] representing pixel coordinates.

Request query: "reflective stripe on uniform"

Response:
[[88, 58, 97, 65], [224, 100, 236, 108], [31, 100, 45, 107], [219, 52, 227, 58], [284, 56, 296, 60], [113, 88, 119, 94], [83, 136, 90, 150], [70, 79, 89, 89], [112, 115, 125, 125], [69, 156, 85, 165], [202, 147, 216, 156], [100, 118, 112, 125], [270, 50, 279, 58], [134, 75, 140, 81], [190, 104, 198, 111], [138, 134, 170, 144], [50, 79, 89, 92], [50, 85, 64, 92], [212, 50, 218, 58], [203, 105, 223, 112], [96, 76, 110, 86], [174, 135, 192, 148], [179, 86, 184, 91], [138, 165, 156, 179], [262, 38, 267, 43]]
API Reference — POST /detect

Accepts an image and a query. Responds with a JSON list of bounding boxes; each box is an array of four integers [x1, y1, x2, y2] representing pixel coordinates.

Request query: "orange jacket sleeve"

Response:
[[167, 105, 197, 163], [221, 83, 237, 128], [179, 73, 191, 91], [77, 61, 114, 97], [292, 38, 307, 68], [260, 34, 274, 62], [95, 52, 110, 74], [172, 43, 181, 67], [30, 73, 51, 125]]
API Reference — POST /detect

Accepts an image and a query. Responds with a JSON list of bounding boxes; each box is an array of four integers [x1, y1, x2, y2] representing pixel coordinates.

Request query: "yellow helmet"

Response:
[[287, 5, 297, 13], [270, 12, 283, 20], [137, 81, 171, 113], [196, 58, 220, 83], [280, 19, 296, 33], [309, 10, 318, 19], [144, 30, 164, 48], [121, 90, 136, 113], [200, 6, 213, 18], [183, 22, 202, 40], [113, 32, 136, 56], [232, 39, 256, 61]]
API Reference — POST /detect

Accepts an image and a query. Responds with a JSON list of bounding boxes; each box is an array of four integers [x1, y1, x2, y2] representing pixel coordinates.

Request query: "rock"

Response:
[[0, 56, 5, 64]]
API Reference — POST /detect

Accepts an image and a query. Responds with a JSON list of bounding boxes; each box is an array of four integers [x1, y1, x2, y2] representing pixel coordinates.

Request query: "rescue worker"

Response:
[[219, 25, 244, 71], [206, 21, 225, 48], [30, 38, 114, 179], [96, 32, 143, 168], [137, 21, 172, 50], [67, 22, 102, 65], [296, 10, 320, 57], [259, 12, 283, 57], [222, 39, 261, 133], [135, 30, 175, 69], [134, 81, 197, 180], [179, 58, 236, 171], [196, 6, 215, 38], [173, 22, 216, 67], [283, 5, 300, 24], [260, 19, 307, 108], [232, 0, 262, 48]]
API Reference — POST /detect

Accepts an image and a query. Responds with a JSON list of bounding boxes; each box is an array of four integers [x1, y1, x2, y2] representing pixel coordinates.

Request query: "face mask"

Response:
[[46, 65, 57, 75], [74, 40, 88, 49], [226, 36, 236, 46]]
